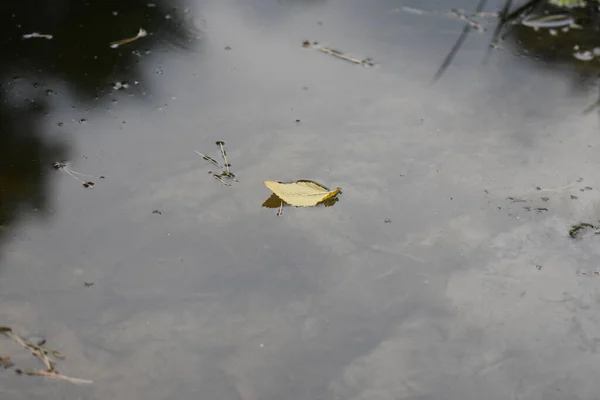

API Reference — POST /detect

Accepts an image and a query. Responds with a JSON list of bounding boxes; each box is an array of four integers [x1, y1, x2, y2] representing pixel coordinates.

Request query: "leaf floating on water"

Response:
[[263, 180, 341, 207]]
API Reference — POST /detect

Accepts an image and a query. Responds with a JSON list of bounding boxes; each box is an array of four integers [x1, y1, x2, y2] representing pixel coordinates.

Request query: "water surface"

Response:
[[2, 1, 600, 399]]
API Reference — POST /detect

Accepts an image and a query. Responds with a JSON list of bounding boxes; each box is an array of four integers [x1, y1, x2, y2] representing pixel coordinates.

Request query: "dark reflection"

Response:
[[499, 1, 600, 90], [0, 0, 195, 99], [433, 0, 489, 82], [0, 103, 66, 244], [433, 0, 600, 92], [262, 193, 340, 208], [0, 0, 197, 256]]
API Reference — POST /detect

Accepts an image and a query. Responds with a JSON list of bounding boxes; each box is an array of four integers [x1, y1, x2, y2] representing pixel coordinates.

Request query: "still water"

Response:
[[2, 0, 600, 399]]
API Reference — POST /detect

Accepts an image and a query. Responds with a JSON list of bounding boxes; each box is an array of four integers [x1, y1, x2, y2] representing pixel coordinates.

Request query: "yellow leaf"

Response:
[[263, 180, 341, 207]]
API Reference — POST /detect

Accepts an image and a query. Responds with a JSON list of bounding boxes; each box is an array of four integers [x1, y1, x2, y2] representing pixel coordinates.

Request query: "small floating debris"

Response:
[[521, 14, 574, 29], [112, 81, 129, 90], [22, 32, 53, 40], [536, 178, 582, 192], [0, 326, 92, 384], [303, 41, 375, 66], [84, 281, 94, 287], [262, 180, 341, 216], [194, 141, 237, 187], [450, 9, 485, 31], [396, 6, 426, 15], [568, 222, 599, 239], [573, 50, 593, 61], [0, 355, 14, 369], [53, 161, 97, 188], [581, 271, 600, 277], [394, 6, 495, 31], [110, 28, 147, 49]]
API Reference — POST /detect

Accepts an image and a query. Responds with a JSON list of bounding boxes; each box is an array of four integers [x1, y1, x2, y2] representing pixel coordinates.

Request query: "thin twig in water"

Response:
[[1, 328, 92, 385], [20, 369, 93, 385], [209, 171, 232, 187], [498, 0, 542, 43], [483, 0, 513, 64], [195, 142, 238, 186], [216, 141, 230, 174], [582, 100, 600, 115], [22, 33, 53, 39], [2, 330, 55, 371], [536, 181, 579, 192], [583, 85, 600, 115], [433, 0, 489, 82], [314, 46, 374, 66], [53, 162, 96, 188], [194, 151, 222, 169], [110, 28, 147, 49], [503, 0, 541, 24]]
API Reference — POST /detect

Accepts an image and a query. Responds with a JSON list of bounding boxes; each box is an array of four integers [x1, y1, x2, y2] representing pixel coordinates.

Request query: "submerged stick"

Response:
[[314, 46, 374, 66], [209, 171, 232, 187], [195, 142, 238, 186], [19, 369, 93, 385], [53, 162, 96, 188], [216, 141, 230, 174], [110, 28, 147, 49], [3, 330, 56, 371], [433, 0, 489, 82], [483, 0, 513, 64], [1, 327, 91, 384], [22, 33, 53, 40], [195, 150, 222, 169], [536, 181, 579, 192], [503, 0, 542, 23]]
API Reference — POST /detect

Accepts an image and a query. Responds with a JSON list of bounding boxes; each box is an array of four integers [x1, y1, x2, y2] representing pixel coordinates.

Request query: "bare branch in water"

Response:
[[1, 327, 92, 385], [483, 0, 513, 64], [18, 369, 93, 385], [433, 0, 489, 83]]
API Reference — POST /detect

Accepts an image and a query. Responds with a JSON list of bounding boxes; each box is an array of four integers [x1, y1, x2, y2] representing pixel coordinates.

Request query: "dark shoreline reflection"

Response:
[[0, 0, 197, 259], [500, 1, 600, 92]]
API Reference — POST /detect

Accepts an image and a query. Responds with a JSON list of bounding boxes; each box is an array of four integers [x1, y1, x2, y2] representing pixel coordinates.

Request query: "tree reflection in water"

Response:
[[0, 0, 196, 254]]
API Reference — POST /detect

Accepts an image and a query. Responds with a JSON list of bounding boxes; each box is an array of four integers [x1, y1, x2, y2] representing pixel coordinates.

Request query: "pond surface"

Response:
[[2, 0, 600, 399]]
